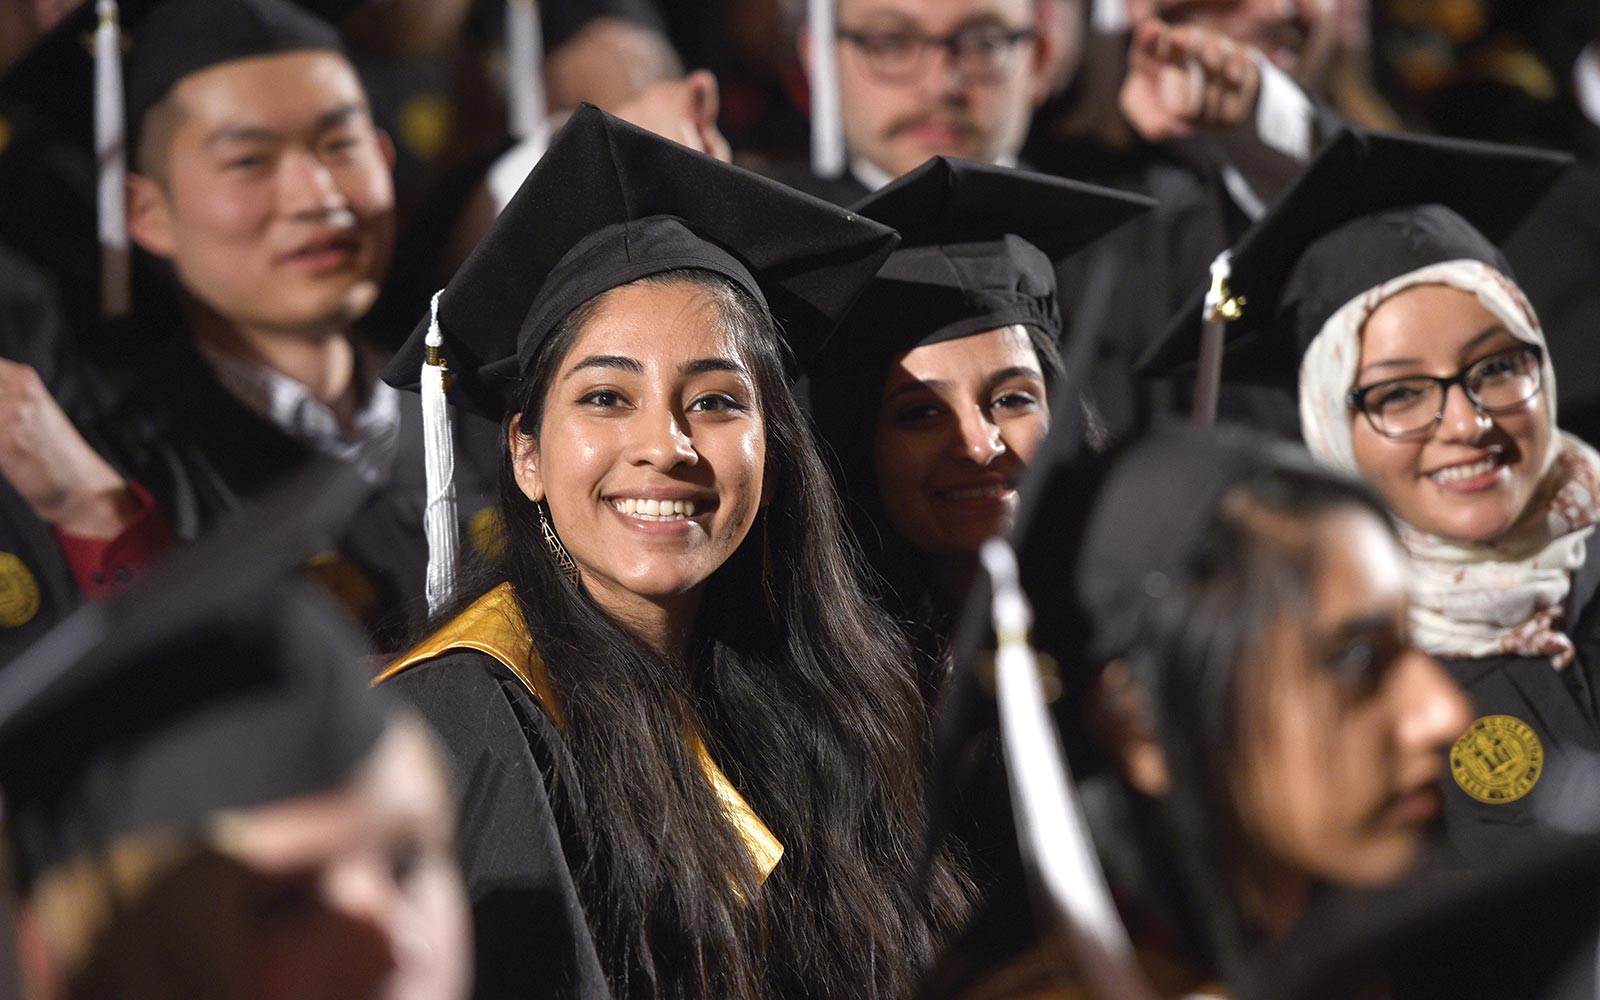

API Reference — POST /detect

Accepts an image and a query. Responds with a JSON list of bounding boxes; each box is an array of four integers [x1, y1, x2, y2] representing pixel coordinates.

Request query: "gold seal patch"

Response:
[[1451, 715, 1544, 804], [0, 552, 41, 628]]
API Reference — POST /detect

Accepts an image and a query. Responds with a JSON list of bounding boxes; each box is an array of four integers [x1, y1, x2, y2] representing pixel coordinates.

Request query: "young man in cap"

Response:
[[25, 0, 498, 648]]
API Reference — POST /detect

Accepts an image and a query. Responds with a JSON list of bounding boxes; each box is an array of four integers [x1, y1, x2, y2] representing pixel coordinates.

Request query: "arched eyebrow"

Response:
[[564, 354, 644, 378], [562, 356, 748, 379], [1356, 324, 1512, 381], [883, 377, 949, 404], [681, 358, 747, 377], [983, 365, 1043, 392]]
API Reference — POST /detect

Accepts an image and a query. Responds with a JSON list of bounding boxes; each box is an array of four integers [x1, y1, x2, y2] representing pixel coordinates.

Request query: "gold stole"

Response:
[[375, 583, 783, 884]]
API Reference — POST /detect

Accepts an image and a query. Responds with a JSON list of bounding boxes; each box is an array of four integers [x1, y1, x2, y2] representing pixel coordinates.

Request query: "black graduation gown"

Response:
[[101, 339, 501, 652], [0, 480, 79, 667], [380, 584, 785, 1000], [0, 242, 97, 664], [1438, 540, 1600, 866], [387, 651, 614, 1000]]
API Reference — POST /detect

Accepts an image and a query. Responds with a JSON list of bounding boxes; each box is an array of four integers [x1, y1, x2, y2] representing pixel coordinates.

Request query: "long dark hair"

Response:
[[818, 326, 1065, 699], [1091, 454, 1397, 979], [493, 269, 973, 998]]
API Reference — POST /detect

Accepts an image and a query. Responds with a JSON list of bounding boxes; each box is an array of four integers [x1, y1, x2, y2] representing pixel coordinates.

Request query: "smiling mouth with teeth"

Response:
[[1430, 456, 1501, 484], [941, 484, 1013, 502], [612, 498, 699, 520]]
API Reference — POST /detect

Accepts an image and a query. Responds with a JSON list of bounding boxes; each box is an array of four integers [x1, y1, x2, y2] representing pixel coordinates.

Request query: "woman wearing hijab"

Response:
[[807, 158, 1151, 697], [375, 107, 972, 999], [1138, 127, 1599, 867]]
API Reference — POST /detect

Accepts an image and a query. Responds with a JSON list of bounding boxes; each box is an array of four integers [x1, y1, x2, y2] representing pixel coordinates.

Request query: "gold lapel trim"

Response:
[[376, 583, 783, 883]]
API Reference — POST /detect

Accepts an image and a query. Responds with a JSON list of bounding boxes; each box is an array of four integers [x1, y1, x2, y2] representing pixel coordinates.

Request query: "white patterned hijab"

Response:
[[1298, 260, 1600, 669]]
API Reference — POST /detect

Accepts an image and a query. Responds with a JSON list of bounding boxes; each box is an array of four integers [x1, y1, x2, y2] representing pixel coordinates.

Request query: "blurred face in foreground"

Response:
[[220, 718, 470, 1000], [1232, 505, 1470, 910], [21, 718, 470, 1000]]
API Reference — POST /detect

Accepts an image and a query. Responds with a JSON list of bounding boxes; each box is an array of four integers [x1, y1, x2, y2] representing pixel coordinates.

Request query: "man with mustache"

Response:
[[778, 0, 1057, 203], [778, 0, 1330, 438]]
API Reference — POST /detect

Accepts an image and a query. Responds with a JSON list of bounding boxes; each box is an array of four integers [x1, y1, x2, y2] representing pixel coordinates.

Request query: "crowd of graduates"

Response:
[[2, 0, 1600, 997]]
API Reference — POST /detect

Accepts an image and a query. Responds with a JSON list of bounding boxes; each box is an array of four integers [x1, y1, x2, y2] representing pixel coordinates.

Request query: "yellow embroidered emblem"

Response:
[[0, 552, 41, 628], [1451, 715, 1544, 804]]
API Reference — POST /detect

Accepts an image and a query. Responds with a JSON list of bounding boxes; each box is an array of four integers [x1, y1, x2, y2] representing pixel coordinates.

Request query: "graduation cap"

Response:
[[1135, 127, 1572, 394], [806, 158, 1151, 523], [382, 102, 898, 613], [385, 102, 898, 413], [836, 156, 1153, 356], [0, 459, 388, 894], [124, 0, 348, 137]]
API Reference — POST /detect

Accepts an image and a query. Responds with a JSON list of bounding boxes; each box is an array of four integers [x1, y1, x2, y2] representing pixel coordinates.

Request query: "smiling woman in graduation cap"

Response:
[[1138, 128, 1600, 868], [375, 105, 974, 999], [806, 158, 1151, 696]]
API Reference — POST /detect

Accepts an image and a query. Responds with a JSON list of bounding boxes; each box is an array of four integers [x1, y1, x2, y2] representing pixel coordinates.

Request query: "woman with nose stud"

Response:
[[808, 158, 1150, 699], [374, 108, 973, 1000], [1139, 127, 1600, 867]]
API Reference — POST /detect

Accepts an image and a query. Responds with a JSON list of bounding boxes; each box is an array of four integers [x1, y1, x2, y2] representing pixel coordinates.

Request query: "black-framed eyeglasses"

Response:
[[836, 23, 1035, 81], [1345, 344, 1544, 439]]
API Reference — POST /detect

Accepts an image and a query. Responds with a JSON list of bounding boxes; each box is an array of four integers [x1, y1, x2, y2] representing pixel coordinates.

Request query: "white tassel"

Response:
[[980, 539, 1154, 1000], [807, 0, 845, 179], [506, 0, 548, 147], [421, 290, 460, 616], [1193, 249, 1242, 428], [95, 0, 129, 319]]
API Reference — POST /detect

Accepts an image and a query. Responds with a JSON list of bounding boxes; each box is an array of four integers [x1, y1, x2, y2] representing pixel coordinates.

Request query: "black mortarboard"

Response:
[[381, 103, 900, 420], [838, 157, 1154, 356], [0, 460, 388, 893], [1136, 128, 1572, 390], [805, 159, 1150, 549], [126, 0, 346, 136]]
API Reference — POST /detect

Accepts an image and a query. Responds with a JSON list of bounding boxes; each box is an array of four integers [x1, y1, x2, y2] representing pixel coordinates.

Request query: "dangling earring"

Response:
[[538, 501, 580, 587]]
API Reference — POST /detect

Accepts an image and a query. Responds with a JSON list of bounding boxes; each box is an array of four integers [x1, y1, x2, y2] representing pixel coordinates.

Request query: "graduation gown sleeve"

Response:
[[386, 651, 613, 1000]]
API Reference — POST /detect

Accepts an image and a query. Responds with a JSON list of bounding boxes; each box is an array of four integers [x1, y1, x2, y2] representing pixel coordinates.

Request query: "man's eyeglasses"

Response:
[[836, 23, 1035, 81], [1345, 344, 1544, 439]]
